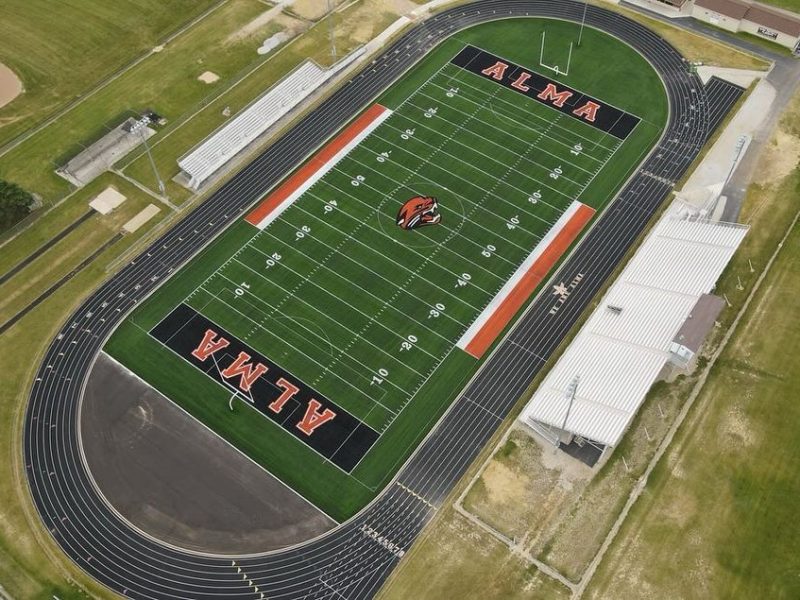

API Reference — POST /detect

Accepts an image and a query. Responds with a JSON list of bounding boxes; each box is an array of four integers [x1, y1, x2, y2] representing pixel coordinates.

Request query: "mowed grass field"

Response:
[[589, 217, 800, 600], [0, 0, 219, 146], [106, 18, 668, 521]]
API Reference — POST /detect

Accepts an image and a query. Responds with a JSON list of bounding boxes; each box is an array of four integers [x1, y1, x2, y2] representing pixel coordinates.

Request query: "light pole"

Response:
[[130, 116, 166, 197], [578, 0, 589, 47]]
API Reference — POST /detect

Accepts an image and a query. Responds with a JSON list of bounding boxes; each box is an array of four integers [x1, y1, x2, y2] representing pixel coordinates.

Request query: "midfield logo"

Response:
[[396, 195, 442, 231]]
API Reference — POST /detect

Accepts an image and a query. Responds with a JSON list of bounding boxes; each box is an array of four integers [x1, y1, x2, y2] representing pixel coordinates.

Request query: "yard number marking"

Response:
[[371, 367, 389, 386], [428, 303, 446, 319]]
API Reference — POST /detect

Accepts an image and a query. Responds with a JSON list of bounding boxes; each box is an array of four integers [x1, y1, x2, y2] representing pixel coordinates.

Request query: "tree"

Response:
[[0, 179, 34, 232]]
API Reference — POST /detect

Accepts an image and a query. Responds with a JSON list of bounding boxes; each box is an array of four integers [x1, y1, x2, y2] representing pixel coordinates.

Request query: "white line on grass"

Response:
[[224, 257, 439, 365], [306, 178, 522, 273], [202, 283, 406, 411], [395, 97, 594, 190], [243, 240, 459, 344], [436, 63, 621, 153]]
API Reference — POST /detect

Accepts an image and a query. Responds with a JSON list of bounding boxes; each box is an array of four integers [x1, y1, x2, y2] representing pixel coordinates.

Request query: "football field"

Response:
[[107, 20, 668, 520]]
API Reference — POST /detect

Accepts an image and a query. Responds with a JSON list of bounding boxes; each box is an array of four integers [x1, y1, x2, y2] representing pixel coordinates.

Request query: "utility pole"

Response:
[[130, 116, 166, 197], [578, 0, 589, 47], [561, 375, 580, 431]]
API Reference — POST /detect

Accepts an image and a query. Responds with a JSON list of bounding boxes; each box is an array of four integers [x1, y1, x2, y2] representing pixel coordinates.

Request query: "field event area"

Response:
[[105, 18, 667, 521]]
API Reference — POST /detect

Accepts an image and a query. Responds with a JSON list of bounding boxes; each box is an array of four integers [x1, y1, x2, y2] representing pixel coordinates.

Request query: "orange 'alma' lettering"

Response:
[[191, 329, 230, 361], [480, 61, 508, 81], [269, 377, 300, 414], [536, 83, 573, 108], [296, 399, 336, 436], [572, 101, 601, 122], [220, 351, 268, 392], [510, 72, 532, 92]]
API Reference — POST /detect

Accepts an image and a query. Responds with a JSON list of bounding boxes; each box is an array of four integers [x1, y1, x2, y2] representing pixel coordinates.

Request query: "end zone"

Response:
[[245, 103, 393, 230], [457, 200, 596, 359]]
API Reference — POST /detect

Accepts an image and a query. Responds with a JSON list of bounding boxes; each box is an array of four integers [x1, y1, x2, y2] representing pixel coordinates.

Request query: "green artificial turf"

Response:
[[106, 17, 668, 521]]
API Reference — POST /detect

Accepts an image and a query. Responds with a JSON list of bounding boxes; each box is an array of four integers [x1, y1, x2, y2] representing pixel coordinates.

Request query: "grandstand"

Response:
[[178, 50, 364, 190], [519, 203, 748, 457]]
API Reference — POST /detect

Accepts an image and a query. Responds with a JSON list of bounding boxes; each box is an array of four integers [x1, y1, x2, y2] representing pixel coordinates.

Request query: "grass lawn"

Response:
[[595, 0, 771, 70], [0, 0, 301, 203], [0, 174, 162, 324], [122, 0, 410, 204], [106, 17, 667, 521], [584, 91, 800, 599], [377, 508, 571, 600], [758, 0, 800, 13], [587, 191, 800, 599], [0, 0, 219, 147]]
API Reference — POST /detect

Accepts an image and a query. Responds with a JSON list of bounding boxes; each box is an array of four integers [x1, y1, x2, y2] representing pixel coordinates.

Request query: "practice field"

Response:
[[106, 18, 668, 521], [0, 0, 219, 146]]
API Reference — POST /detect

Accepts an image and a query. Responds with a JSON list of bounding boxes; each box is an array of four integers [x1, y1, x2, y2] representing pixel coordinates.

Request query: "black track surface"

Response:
[[24, 2, 743, 598]]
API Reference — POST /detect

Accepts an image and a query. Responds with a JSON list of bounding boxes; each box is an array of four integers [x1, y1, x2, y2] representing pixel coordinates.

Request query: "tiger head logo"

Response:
[[396, 195, 441, 231]]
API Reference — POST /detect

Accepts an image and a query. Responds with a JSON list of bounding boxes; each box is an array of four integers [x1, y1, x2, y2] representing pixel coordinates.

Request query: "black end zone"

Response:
[[150, 304, 379, 472], [451, 45, 640, 140]]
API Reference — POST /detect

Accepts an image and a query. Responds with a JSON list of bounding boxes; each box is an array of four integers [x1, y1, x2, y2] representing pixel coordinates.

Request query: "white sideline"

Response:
[[456, 200, 584, 351], [252, 108, 394, 230]]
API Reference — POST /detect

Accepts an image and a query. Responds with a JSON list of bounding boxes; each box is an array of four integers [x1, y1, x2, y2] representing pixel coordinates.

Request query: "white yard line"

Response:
[[439, 62, 622, 153], [244, 240, 458, 344], [404, 93, 596, 187], [227, 255, 439, 364], [352, 129, 569, 225], [308, 175, 523, 270], [197, 283, 404, 409], [284, 191, 491, 311]]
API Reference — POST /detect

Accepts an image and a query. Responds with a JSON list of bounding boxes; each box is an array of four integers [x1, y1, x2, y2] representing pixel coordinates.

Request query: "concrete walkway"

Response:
[[622, 1, 800, 221]]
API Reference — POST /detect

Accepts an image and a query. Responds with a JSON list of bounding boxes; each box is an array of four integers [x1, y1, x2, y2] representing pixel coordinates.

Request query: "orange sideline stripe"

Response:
[[463, 204, 596, 359], [245, 103, 388, 226]]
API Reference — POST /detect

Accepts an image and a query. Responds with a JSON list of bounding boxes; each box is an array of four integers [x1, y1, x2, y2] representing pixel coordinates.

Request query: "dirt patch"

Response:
[[226, 10, 302, 43], [290, 0, 343, 21], [481, 460, 528, 506], [463, 429, 594, 553], [339, 0, 414, 45], [0, 63, 23, 109], [197, 71, 220, 84], [753, 129, 800, 185], [80, 353, 336, 554]]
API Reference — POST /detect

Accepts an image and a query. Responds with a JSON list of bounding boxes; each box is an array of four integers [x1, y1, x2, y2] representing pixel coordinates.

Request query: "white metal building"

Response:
[[178, 51, 364, 190], [519, 206, 748, 448]]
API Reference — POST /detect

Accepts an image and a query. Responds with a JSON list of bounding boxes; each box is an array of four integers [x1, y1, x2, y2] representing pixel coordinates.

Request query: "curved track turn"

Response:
[[24, 2, 742, 598]]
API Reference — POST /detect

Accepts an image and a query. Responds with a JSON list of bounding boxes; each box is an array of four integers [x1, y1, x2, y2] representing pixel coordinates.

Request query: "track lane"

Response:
[[23, 2, 743, 598]]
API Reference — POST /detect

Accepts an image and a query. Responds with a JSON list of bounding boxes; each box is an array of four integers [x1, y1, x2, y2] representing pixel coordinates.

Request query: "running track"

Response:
[[23, 1, 743, 598]]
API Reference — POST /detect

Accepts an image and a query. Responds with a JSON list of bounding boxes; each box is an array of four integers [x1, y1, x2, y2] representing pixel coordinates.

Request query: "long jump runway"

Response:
[[23, 1, 743, 598]]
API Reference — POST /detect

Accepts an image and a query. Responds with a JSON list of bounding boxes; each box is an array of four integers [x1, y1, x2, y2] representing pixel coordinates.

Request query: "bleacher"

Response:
[[178, 50, 364, 190]]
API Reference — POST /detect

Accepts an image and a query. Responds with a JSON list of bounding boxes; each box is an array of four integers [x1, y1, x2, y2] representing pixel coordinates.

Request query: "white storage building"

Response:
[[519, 205, 748, 448]]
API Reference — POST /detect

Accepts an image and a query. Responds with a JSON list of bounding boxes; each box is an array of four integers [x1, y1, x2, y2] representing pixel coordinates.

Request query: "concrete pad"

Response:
[[89, 186, 127, 215], [678, 79, 775, 207], [696, 66, 767, 87], [122, 204, 160, 233], [80, 353, 336, 554], [257, 31, 291, 55]]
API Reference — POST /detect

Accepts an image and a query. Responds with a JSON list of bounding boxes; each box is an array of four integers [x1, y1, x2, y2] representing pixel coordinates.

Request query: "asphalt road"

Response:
[[23, 1, 743, 598]]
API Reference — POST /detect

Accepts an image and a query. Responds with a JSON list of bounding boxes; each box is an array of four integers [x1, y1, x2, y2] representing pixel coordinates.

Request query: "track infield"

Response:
[[105, 18, 668, 521]]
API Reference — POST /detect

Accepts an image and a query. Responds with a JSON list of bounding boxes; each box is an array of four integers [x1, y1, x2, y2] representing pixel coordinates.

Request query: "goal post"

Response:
[[539, 31, 573, 77]]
